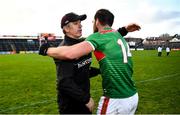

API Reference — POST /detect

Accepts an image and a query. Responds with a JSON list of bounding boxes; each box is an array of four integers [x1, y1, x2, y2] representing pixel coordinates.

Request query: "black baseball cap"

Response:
[[61, 12, 87, 28]]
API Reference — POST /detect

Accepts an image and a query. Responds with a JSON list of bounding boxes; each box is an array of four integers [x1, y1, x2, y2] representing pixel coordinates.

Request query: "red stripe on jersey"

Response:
[[100, 97, 110, 114], [94, 50, 105, 61], [100, 29, 116, 34]]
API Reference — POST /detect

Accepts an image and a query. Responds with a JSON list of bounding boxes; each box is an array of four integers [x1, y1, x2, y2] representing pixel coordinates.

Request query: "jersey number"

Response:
[[117, 39, 128, 63]]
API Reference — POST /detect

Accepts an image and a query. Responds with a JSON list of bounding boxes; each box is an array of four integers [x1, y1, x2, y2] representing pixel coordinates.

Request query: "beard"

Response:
[[93, 27, 98, 33]]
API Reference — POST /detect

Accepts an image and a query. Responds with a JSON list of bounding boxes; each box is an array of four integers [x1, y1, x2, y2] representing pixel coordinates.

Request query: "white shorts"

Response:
[[97, 93, 139, 114]]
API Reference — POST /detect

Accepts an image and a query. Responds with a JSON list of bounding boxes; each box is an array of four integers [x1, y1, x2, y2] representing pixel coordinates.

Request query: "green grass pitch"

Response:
[[0, 50, 180, 114]]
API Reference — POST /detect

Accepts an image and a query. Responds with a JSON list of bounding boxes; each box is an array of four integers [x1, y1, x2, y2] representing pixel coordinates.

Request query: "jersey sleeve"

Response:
[[85, 33, 104, 50]]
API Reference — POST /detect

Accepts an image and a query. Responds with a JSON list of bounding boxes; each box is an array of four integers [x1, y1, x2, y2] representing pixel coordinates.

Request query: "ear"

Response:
[[63, 26, 70, 33], [94, 18, 101, 28], [95, 19, 99, 26]]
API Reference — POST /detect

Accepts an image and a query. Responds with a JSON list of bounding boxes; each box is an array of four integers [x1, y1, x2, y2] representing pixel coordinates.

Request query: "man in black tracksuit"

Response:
[[54, 36, 99, 114], [39, 12, 140, 114]]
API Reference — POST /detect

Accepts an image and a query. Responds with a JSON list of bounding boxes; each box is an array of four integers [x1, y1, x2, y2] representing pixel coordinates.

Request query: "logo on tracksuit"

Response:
[[77, 58, 92, 68]]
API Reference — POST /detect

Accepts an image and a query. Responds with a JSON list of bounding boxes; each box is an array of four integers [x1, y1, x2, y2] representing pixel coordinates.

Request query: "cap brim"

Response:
[[79, 14, 87, 21]]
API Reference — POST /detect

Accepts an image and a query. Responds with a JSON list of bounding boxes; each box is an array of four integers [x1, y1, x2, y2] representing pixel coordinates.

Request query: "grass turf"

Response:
[[0, 50, 180, 114]]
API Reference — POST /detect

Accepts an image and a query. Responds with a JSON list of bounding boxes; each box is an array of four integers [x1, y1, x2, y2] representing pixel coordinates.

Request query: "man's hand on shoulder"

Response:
[[125, 23, 141, 32]]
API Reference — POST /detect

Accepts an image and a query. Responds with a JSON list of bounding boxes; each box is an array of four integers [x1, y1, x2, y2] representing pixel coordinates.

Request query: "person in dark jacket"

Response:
[[39, 12, 140, 114]]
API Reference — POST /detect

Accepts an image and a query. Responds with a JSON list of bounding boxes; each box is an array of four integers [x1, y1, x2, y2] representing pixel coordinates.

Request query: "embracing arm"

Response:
[[89, 67, 100, 78], [118, 23, 141, 36], [47, 41, 93, 60], [118, 27, 128, 36]]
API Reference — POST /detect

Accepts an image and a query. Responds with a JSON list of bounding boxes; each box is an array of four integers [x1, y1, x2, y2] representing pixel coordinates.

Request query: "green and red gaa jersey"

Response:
[[86, 27, 137, 98]]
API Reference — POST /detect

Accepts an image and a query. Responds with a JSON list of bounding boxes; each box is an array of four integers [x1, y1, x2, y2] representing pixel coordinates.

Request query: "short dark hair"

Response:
[[94, 9, 114, 27]]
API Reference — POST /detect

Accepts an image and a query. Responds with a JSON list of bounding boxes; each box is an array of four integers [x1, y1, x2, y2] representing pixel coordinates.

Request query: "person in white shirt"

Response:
[[166, 47, 170, 56], [158, 46, 162, 57]]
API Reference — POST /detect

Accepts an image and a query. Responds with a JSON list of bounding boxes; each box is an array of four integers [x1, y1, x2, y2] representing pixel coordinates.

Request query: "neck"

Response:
[[98, 25, 111, 32], [65, 33, 79, 39]]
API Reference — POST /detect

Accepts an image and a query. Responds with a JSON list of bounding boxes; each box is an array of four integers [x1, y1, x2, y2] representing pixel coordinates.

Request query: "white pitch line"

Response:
[[0, 98, 56, 113], [136, 73, 180, 83], [91, 73, 180, 93], [1, 73, 179, 113]]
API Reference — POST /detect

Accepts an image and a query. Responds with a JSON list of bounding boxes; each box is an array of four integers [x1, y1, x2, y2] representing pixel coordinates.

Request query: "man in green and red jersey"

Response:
[[39, 9, 140, 114]]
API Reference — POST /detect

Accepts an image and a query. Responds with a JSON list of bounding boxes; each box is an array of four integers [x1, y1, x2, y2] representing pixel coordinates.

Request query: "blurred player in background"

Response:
[[158, 46, 162, 57], [166, 46, 170, 56]]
